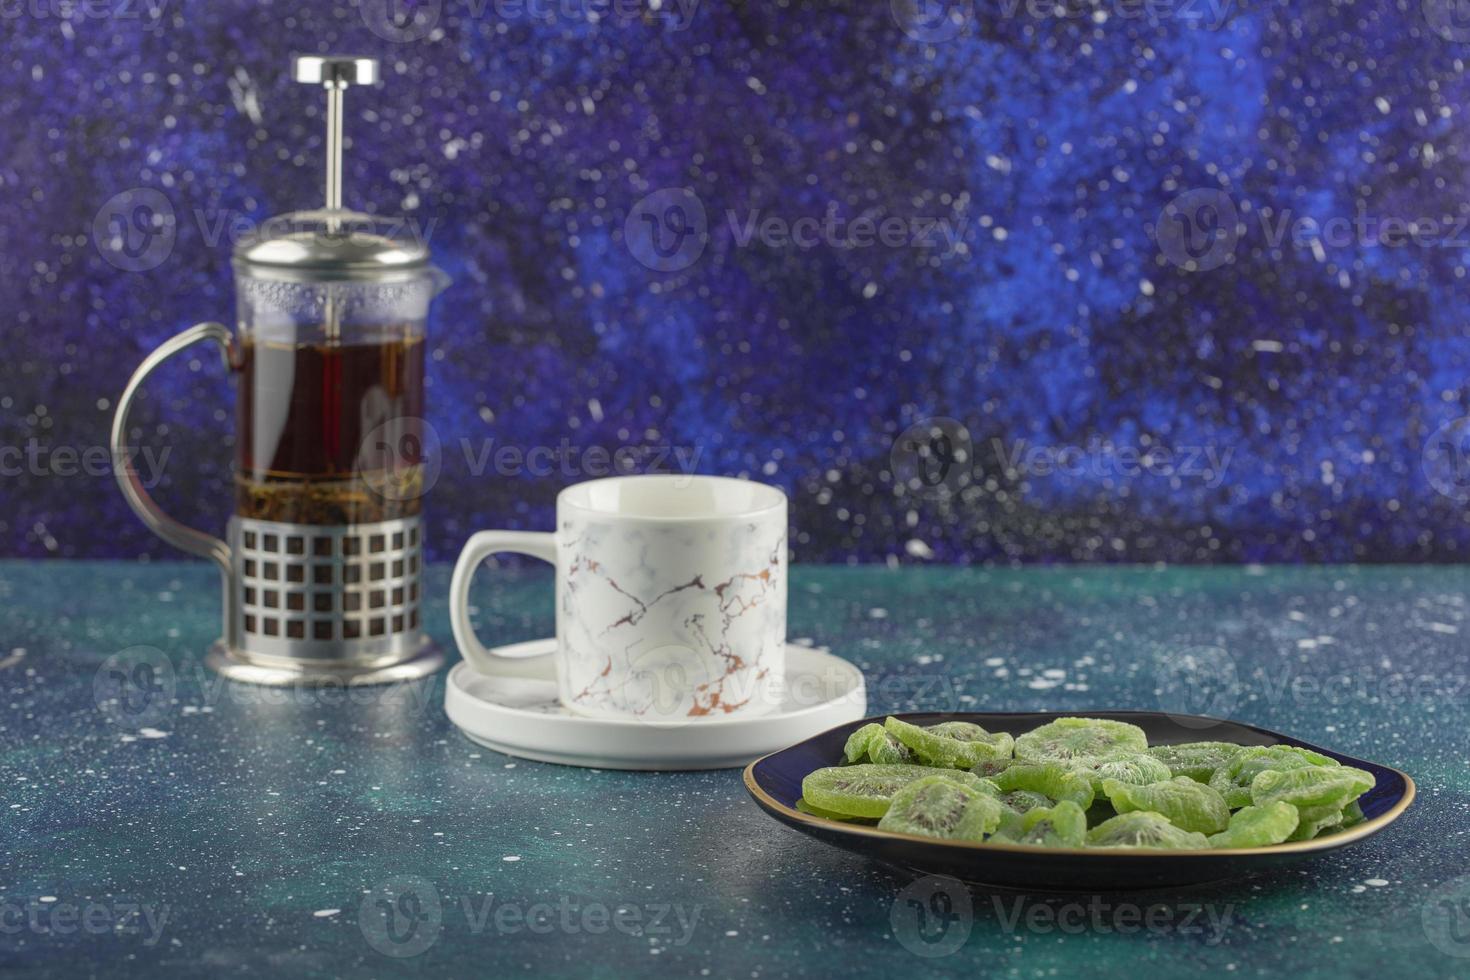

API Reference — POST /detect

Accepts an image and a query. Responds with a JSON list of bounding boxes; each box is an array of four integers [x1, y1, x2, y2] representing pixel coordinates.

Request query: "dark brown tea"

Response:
[[234, 333, 425, 525]]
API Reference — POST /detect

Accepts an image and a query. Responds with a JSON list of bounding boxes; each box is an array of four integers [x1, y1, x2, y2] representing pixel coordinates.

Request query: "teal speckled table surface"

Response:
[[1, 561, 1465, 978]]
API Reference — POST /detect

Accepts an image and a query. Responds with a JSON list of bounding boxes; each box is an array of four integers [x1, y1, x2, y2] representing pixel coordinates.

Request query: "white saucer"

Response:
[[443, 643, 867, 770]]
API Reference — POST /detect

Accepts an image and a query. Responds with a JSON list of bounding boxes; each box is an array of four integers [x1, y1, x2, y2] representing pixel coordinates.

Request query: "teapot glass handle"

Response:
[[110, 322, 236, 584]]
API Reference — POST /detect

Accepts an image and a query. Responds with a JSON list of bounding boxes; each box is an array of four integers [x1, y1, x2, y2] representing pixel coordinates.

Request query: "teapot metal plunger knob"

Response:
[[293, 55, 379, 213]]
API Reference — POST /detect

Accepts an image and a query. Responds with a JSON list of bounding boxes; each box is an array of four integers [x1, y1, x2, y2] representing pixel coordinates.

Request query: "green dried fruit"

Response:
[[999, 789, 1052, 814], [1207, 802, 1300, 848], [1012, 800, 1088, 848], [843, 723, 914, 764], [876, 774, 1005, 840], [995, 789, 1053, 837], [801, 764, 985, 818], [1085, 811, 1210, 849], [970, 758, 1015, 779], [843, 724, 883, 763], [1101, 776, 1231, 834], [1149, 741, 1245, 782], [1251, 765, 1374, 811], [1014, 717, 1148, 763], [991, 762, 1096, 809], [884, 716, 1014, 768], [1208, 745, 1340, 808], [796, 797, 872, 822], [1073, 753, 1173, 793], [1285, 804, 1347, 842]]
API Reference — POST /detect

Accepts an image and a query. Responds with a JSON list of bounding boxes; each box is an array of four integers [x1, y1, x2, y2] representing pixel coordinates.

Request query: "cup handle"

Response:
[[111, 322, 237, 625], [450, 530, 558, 678]]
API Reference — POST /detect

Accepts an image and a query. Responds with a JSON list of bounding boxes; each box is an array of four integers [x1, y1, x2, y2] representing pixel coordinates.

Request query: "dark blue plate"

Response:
[[743, 710, 1415, 889]]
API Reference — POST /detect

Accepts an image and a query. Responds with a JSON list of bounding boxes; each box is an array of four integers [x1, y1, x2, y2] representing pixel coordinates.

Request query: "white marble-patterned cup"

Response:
[[450, 475, 787, 721]]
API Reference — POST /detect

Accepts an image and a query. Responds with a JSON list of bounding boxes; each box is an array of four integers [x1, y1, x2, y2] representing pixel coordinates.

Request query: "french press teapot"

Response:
[[110, 56, 448, 686]]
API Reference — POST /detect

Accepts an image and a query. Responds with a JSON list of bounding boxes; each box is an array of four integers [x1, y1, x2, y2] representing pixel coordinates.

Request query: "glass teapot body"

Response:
[[110, 213, 448, 686], [233, 270, 438, 526]]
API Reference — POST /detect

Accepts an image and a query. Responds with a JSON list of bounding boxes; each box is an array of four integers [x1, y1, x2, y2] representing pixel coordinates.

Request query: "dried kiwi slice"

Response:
[[796, 797, 874, 822], [1285, 803, 1347, 842], [991, 762, 1095, 809], [843, 723, 914, 764], [1207, 802, 1300, 848], [995, 789, 1053, 837], [877, 774, 1005, 840], [1072, 753, 1172, 793], [1208, 745, 1339, 808], [1149, 741, 1245, 782], [883, 717, 1014, 768], [999, 789, 1052, 814], [1101, 776, 1231, 835], [1014, 717, 1147, 763], [801, 764, 984, 818], [970, 757, 1015, 779], [1085, 811, 1210, 849], [843, 724, 883, 763], [1250, 765, 1375, 811], [1011, 800, 1088, 848]]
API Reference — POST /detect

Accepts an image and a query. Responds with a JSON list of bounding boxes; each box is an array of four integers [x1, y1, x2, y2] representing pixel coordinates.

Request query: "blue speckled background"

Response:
[[4, 2, 1470, 564]]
